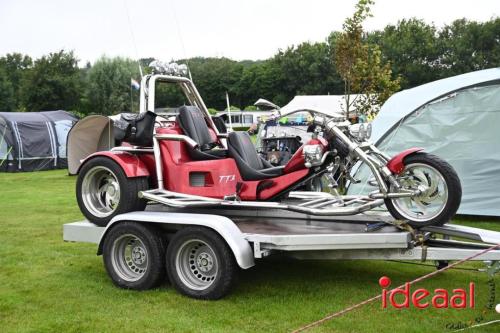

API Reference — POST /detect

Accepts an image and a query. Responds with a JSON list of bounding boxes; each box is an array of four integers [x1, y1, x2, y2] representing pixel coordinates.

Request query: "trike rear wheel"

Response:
[[76, 156, 148, 226]]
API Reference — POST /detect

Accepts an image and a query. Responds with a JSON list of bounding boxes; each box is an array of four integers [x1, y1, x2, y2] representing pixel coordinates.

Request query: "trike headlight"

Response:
[[303, 144, 323, 168], [349, 123, 372, 141]]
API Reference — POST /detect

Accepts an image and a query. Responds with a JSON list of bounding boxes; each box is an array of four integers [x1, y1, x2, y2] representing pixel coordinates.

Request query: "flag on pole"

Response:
[[130, 78, 140, 90], [226, 91, 233, 132]]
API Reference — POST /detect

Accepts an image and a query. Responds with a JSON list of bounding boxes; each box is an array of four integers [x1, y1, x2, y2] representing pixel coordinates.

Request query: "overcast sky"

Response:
[[0, 0, 498, 65]]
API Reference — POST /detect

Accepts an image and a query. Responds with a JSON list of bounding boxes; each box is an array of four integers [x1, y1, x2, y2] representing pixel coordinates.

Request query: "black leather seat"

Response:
[[177, 106, 227, 160], [227, 131, 284, 181]]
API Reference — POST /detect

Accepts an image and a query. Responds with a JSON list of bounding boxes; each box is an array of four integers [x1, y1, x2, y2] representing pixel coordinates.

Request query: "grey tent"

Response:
[[349, 68, 500, 216], [0, 111, 78, 172]]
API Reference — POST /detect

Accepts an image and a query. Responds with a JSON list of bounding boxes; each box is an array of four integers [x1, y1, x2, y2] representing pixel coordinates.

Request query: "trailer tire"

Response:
[[166, 227, 238, 300], [436, 260, 449, 270], [76, 156, 148, 226], [103, 222, 166, 290]]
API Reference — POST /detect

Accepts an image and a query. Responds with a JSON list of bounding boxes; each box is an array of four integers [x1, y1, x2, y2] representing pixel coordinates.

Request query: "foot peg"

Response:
[[224, 182, 245, 201]]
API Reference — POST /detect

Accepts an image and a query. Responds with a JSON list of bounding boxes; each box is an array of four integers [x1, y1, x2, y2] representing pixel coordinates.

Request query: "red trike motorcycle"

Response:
[[71, 63, 461, 228]]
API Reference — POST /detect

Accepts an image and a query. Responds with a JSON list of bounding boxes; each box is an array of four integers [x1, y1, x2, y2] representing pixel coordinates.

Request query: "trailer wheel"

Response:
[[166, 227, 238, 300], [436, 260, 449, 270], [103, 222, 166, 290]]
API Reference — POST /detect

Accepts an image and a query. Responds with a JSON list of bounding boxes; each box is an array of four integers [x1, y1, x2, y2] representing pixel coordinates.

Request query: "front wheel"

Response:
[[385, 152, 461, 228]]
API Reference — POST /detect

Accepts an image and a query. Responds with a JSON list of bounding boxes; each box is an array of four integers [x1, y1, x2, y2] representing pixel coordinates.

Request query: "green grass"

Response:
[[0, 170, 499, 332]]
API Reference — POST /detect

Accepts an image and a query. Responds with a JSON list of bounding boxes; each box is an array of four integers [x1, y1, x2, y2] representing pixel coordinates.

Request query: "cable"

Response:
[[386, 260, 481, 272], [122, 0, 143, 78], [453, 319, 500, 332], [170, 0, 193, 81]]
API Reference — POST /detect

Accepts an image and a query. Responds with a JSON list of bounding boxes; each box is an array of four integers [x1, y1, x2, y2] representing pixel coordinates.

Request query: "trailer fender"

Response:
[[77, 151, 150, 178], [386, 147, 424, 174], [97, 211, 255, 269]]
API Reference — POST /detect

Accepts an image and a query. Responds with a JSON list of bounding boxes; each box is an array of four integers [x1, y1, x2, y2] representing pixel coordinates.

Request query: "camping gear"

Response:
[[118, 111, 157, 146]]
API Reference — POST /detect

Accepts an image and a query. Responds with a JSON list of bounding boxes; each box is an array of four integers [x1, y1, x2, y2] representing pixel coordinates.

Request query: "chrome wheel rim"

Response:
[[392, 163, 448, 222], [111, 234, 148, 282], [81, 166, 120, 218], [175, 239, 218, 290]]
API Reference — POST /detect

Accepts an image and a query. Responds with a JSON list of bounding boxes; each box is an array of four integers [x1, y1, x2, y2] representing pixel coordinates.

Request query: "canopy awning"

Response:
[[279, 95, 366, 118]]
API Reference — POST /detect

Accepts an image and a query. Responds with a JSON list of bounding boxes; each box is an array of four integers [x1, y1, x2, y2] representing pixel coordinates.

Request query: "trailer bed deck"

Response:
[[64, 206, 500, 263]]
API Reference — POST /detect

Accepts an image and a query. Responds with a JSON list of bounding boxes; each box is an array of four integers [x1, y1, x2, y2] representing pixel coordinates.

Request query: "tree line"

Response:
[[0, 17, 498, 115]]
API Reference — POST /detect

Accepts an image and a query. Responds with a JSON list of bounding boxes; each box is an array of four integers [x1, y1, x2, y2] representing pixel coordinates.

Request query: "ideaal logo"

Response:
[[379, 276, 475, 309]]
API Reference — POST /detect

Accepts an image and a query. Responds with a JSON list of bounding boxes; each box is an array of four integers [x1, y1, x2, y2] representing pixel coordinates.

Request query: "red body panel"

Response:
[[80, 151, 151, 178], [154, 126, 241, 198], [283, 146, 305, 173], [153, 125, 311, 200], [137, 153, 156, 181], [386, 148, 424, 174], [239, 169, 309, 200]]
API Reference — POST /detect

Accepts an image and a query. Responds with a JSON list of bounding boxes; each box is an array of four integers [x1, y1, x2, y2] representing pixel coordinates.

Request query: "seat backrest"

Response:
[[177, 106, 214, 149], [228, 131, 264, 170], [211, 115, 227, 134]]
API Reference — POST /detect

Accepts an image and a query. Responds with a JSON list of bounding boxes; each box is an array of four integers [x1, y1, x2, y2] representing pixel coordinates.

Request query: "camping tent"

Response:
[[348, 68, 500, 216], [0, 111, 78, 172]]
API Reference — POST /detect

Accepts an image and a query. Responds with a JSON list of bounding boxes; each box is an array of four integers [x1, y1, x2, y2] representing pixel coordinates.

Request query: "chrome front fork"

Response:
[[326, 123, 420, 199], [329, 126, 389, 194]]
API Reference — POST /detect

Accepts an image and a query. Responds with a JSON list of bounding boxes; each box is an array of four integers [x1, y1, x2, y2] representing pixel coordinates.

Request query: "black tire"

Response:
[[102, 222, 166, 290], [76, 156, 148, 226], [385, 152, 461, 228], [436, 260, 449, 270], [166, 227, 238, 300]]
